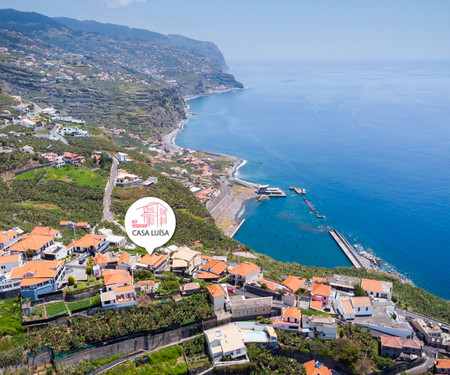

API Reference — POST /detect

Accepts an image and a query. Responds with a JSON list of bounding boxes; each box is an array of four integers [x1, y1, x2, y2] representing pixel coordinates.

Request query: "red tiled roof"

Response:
[[140, 253, 167, 268], [303, 360, 332, 375], [310, 300, 323, 311], [435, 359, 450, 369], [228, 262, 260, 277], [103, 270, 132, 286], [207, 284, 225, 297], [68, 234, 106, 250], [9, 235, 53, 252], [361, 278, 382, 293], [380, 335, 402, 349], [30, 226, 60, 237], [282, 276, 306, 293], [0, 230, 19, 244], [201, 259, 227, 275], [311, 283, 332, 297], [283, 307, 301, 320], [196, 271, 220, 280], [118, 252, 131, 264]]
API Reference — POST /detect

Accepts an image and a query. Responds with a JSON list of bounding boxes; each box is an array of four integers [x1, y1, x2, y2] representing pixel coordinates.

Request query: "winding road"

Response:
[[102, 154, 119, 222]]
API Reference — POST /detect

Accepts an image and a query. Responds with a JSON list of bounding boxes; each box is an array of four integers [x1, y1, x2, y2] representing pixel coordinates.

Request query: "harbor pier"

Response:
[[329, 229, 364, 268]]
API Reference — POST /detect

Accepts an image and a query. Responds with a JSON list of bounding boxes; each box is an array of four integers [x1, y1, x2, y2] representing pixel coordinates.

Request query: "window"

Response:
[[238, 311, 241, 315], [254, 309, 258, 313], [366, 307, 368, 311], [246, 310, 250, 314], [262, 308, 266, 312]]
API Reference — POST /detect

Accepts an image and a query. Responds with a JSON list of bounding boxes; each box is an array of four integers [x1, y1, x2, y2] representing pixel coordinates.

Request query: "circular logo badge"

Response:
[[125, 197, 176, 255]]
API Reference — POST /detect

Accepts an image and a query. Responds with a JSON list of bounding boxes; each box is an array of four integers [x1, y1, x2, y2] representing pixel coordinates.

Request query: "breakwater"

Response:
[[328, 229, 364, 268]]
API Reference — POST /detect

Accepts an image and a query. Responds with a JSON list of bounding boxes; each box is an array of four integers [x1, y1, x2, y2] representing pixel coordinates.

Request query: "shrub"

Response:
[[68, 276, 75, 286]]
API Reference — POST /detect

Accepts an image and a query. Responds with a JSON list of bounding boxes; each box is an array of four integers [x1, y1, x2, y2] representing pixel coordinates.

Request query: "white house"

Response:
[[204, 324, 248, 364], [0, 230, 21, 251], [228, 262, 262, 285], [0, 253, 23, 274], [101, 270, 136, 309], [351, 296, 373, 316], [207, 284, 226, 310], [301, 315, 338, 339], [270, 307, 301, 332], [171, 247, 202, 275]]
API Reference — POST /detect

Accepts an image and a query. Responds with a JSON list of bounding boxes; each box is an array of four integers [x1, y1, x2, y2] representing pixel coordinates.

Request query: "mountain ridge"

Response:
[[53, 16, 229, 71]]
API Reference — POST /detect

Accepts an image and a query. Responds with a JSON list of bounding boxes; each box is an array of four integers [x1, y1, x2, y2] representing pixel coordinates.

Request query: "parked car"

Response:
[[227, 287, 235, 293]]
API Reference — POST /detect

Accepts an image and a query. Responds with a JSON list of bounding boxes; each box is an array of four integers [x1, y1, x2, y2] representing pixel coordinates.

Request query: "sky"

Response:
[[1, 0, 450, 62]]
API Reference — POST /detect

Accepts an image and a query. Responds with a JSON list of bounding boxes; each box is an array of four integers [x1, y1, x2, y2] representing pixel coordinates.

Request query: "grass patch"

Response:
[[68, 297, 100, 312], [72, 276, 103, 290], [0, 298, 25, 337], [45, 302, 68, 318], [16, 201, 60, 210], [300, 308, 331, 317], [18, 166, 107, 189], [43, 166, 107, 188], [104, 346, 187, 375]]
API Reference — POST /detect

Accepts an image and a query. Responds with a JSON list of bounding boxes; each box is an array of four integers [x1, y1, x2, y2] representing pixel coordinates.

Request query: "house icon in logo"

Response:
[[135, 202, 168, 228]]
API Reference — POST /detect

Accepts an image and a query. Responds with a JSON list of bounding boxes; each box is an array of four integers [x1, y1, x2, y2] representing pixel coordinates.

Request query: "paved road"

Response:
[[102, 154, 119, 222], [51, 124, 68, 144], [396, 307, 450, 332], [405, 355, 435, 374], [208, 176, 229, 214]]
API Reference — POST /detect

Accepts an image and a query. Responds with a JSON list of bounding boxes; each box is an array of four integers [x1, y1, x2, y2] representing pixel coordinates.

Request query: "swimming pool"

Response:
[[244, 330, 268, 342]]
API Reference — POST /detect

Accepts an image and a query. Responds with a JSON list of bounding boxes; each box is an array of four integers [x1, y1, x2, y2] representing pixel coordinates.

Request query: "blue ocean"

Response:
[[176, 60, 450, 300]]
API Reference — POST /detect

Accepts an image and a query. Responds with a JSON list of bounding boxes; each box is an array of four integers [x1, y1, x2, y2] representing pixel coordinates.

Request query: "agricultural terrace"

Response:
[[28, 294, 213, 353]]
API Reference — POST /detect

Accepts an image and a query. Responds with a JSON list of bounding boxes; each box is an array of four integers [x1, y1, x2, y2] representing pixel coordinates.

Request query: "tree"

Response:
[[68, 276, 75, 286], [353, 284, 366, 297], [86, 265, 93, 276]]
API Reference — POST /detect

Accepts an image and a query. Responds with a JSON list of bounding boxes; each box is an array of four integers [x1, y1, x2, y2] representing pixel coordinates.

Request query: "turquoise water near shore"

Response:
[[176, 60, 450, 299]]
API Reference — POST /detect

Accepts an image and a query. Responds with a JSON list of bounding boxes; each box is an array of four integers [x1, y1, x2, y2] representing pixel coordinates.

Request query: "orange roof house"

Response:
[[311, 283, 332, 297], [435, 359, 450, 371], [310, 283, 332, 304], [94, 253, 109, 266], [30, 226, 61, 238], [361, 278, 393, 299], [310, 299, 323, 311], [207, 284, 226, 310], [207, 284, 225, 297], [140, 253, 168, 272], [0, 230, 20, 250], [118, 252, 131, 265], [9, 235, 54, 254], [9, 260, 64, 299], [103, 269, 132, 288], [361, 278, 382, 293], [228, 262, 261, 283], [380, 335, 402, 349], [68, 234, 108, 252], [282, 307, 301, 322], [303, 360, 332, 375], [197, 259, 228, 280], [282, 276, 307, 293]]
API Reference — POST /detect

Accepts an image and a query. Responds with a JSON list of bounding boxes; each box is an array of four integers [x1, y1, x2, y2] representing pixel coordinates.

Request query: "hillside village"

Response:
[[0, 63, 449, 375], [0, 9, 449, 375]]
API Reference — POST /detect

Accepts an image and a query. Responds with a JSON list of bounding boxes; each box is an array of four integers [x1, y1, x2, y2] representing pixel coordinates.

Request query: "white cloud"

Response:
[[99, 0, 147, 8]]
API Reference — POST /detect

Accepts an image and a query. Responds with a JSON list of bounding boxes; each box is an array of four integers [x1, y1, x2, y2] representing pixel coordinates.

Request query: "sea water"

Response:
[[176, 60, 450, 299]]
